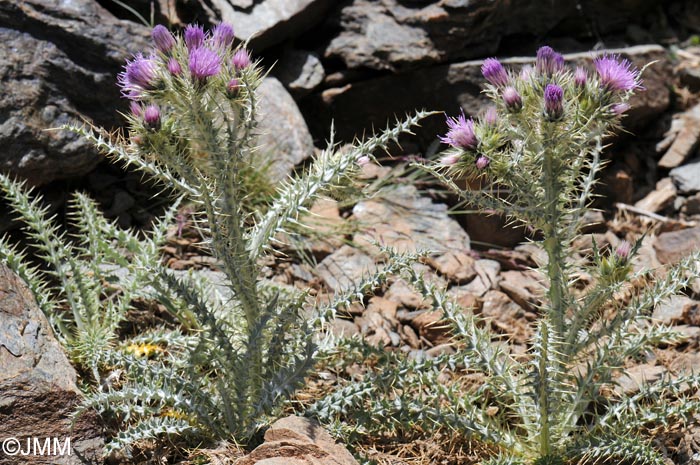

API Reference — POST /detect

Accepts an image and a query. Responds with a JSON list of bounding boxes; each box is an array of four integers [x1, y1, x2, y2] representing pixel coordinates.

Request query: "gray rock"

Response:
[[257, 77, 314, 182], [671, 158, 700, 194], [0, 0, 150, 185], [206, 0, 333, 51], [0, 264, 103, 463], [276, 50, 325, 95], [313, 45, 670, 142], [325, 0, 661, 73], [315, 245, 377, 292]]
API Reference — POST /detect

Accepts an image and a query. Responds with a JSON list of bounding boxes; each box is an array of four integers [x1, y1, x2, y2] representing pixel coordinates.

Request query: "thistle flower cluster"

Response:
[[439, 46, 641, 175], [118, 22, 253, 141]]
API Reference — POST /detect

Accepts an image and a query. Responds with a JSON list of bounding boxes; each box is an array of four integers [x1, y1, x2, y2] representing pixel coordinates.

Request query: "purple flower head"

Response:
[[544, 83, 564, 120], [143, 104, 161, 130], [440, 113, 478, 150], [484, 106, 498, 126], [232, 49, 251, 71], [152, 25, 176, 53], [594, 54, 641, 92], [129, 101, 143, 117], [184, 24, 206, 50], [212, 22, 235, 48], [481, 58, 508, 87], [502, 86, 522, 112], [118, 53, 158, 100], [475, 156, 490, 170], [615, 240, 632, 260], [612, 102, 630, 115], [574, 66, 587, 87], [536, 46, 565, 76], [440, 153, 461, 166], [167, 58, 182, 76], [227, 78, 240, 97], [189, 47, 221, 81]]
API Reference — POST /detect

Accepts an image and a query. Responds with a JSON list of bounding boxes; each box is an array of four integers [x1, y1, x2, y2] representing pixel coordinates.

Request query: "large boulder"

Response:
[[0, 264, 103, 464], [201, 0, 334, 51], [325, 0, 659, 72], [0, 0, 150, 185]]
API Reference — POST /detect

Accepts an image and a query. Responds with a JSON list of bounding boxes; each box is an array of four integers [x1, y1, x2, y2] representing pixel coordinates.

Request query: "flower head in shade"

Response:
[[475, 156, 490, 170], [544, 83, 564, 120], [167, 58, 182, 76], [440, 113, 478, 150], [212, 22, 235, 48], [189, 47, 221, 81], [615, 240, 632, 260], [152, 25, 175, 53], [481, 58, 508, 87], [440, 153, 461, 166], [502, 86, 522, 112], [118, 53, 158, 99], [574, 66, 587, 87], [356, 155, 371, 167], [232, 49, 251, 70], [484, 106, 498, 126], [129, 101, 143, 117], [184, 24, 206, 50], [612, 102, 630, 115], [536, 46, 565, 76], [227, 78, 240, 97], [519, 65, 533, 81], [143, 104, 161, 130], [594, 54, 641, 92]]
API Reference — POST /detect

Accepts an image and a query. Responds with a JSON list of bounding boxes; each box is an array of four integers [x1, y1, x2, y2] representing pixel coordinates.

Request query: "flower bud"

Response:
[[212, 22, 235, 49], [519, 65, 533, 81], [227, 78, 240, 97], [143, 104, 161, 130], [615, 240, 632, 260], [440, 153, 461, 166], [502, 86, 522, 112], [167, 58, 182, 76], [536, 46, 564, 76], [574, 66, 587, 88], [130, 101, 142, 117], [612, 103, 630, 115], [481, 58, 508, 87], [357, 155, 371, 167], [152, 25, 176, 53], [232, 49, 251, 71], [484, 106, 498, 126], [475, 156, 490, 170], [544, 83, 564, 120]]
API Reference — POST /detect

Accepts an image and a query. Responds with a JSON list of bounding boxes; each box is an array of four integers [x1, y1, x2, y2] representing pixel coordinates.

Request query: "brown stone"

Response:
[[480, 290, 534, 344], [634, 177, 677, 213], [235, 415, 358, 465], [427, 251, 476, 284], [657, 103, 700, 169], [653, 227, 700, 264], [498, 270, 546, 312], [0, 264, 103, 464], [411, 310, 451, 346]]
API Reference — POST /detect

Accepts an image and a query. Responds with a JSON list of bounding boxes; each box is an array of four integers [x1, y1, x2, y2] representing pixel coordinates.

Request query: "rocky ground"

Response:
[[3, 0, 700, 464]]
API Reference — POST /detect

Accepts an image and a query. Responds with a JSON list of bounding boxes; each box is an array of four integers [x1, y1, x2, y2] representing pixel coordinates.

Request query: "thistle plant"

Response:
[[0, 174, 179, 384], [310, 47, 700, 464], [58, 23, 429, 455]]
